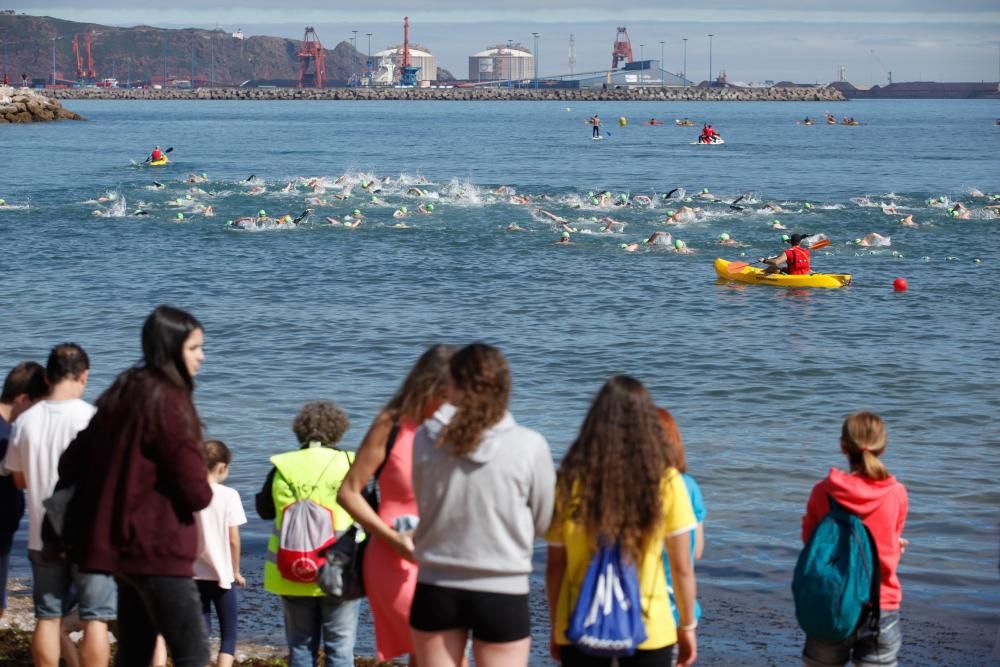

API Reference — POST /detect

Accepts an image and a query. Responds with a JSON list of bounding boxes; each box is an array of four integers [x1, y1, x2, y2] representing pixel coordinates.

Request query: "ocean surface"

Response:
[[1, 98, 998, 662]]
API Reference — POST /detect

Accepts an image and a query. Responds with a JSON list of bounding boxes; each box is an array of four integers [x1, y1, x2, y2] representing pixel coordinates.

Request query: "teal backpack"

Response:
[[792, 496, 881, 642]]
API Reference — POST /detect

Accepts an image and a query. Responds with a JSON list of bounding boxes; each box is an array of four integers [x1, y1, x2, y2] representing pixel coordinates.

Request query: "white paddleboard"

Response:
[[592, 136, 605, 141], [691, 138, 725, 145]]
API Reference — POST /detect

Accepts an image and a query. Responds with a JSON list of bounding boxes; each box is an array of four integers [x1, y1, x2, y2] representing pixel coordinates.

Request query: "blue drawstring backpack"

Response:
[[792, 495, 881, 642], [566, 542, 647, 656]]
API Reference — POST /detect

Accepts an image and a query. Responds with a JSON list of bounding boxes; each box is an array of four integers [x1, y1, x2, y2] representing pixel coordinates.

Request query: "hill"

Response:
[[0, 11, 408, 86]]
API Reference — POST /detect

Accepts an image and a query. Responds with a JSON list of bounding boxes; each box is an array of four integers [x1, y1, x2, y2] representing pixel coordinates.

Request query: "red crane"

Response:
[[73, 32, 96, 82], [611, 27, 633, 70], [298, 26, 326, 88]]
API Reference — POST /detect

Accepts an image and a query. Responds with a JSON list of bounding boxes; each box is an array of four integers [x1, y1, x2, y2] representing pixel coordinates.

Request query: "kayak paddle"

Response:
[[726, 239, 830, 273], [143, 146, 173, 164]]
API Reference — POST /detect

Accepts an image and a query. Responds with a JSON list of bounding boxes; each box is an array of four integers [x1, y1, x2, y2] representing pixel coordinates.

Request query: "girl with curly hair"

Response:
[[546, 376, 699, 667], [409, 343, 555, 667]]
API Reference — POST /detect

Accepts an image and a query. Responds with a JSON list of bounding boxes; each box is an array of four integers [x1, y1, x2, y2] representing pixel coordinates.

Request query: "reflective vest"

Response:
[[264, 445, 355, 596], [785, 246, 811, 275]]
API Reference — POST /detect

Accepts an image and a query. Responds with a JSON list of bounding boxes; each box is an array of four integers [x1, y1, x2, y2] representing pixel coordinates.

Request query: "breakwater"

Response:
[[45, 85, 846, 102], [0, 86, 85, 123]]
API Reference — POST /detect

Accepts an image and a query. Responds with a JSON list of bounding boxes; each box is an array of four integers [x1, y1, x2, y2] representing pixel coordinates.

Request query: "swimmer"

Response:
[[882, 204, 899, 215], [969, 189, 985, 198], [560, 222, 579, 234], [418, 203, 435, 215], [856, 232, 891, 247], [509, 195, 530, 205], [664, 206, 698, 224], [151, 181, 165, 189], [717, 232, 739, 247], [614, 193, 630, 207], [673, 239, 694, 255], [282, 181, 296, 193], [407, 187, 426, 197], [771, 219, 787, 230], [393, 206, 409, 219], [174, 213, 186, 222], [185, 173, 209, 184], [199, 205, 215, 217], [534, 208, 568, 224], [600, 216, 626, 232], [391, 222, 411, 229], [506, 222, 526, 232], [619, 242, 641, 252], [763, 202, 783, 213], [96, 192, 118, 203], [645, 231, 672, 246], [555, 231, 573, 245], [632, 194, 653, 207], [248, 186, 266, 195], [256, 209, 270, 223], [306, 197, 329, 207], [899, 214, 918, 227], [928, 195, 948, 208], [949, 203, 970, 220], [697, 188, 714, 200], [332, 193, 350, 201], [493, 186, 515, 196]]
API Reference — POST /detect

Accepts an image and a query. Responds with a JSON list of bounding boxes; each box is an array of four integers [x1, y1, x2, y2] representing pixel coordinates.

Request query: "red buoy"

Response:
[[893, 277, 908, 292]]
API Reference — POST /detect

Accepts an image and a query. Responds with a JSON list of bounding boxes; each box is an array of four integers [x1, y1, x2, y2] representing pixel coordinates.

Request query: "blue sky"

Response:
[[12, 2, 1000, 83]]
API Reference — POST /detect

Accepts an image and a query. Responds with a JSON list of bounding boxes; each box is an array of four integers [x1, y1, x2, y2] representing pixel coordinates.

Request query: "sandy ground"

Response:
[[5, 575, 996, 666]]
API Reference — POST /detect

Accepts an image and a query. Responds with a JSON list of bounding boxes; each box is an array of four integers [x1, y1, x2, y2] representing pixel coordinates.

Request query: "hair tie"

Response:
[[859, 447, 871, 453]]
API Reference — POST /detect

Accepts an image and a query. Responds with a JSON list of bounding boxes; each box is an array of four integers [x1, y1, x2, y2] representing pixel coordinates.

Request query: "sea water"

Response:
[[1, 99, 997, 659]]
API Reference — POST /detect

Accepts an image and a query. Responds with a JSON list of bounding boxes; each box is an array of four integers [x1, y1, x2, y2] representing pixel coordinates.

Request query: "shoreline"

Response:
[[44, 86, 846, 103]]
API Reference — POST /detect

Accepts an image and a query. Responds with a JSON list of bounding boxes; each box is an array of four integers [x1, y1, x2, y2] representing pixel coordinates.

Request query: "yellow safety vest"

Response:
[[264, 445, 355, 596]]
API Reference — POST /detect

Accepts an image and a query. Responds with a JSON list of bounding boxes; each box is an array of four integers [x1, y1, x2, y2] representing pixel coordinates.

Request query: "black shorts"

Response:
[[409, 582, 530, 643]]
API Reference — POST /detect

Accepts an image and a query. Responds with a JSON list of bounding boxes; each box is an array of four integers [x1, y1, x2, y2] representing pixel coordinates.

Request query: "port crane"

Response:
[[73, 32, 96, 84], [400, 17, 420, 87], [298, 26, 326, 88], [611, 27, 633, 70]]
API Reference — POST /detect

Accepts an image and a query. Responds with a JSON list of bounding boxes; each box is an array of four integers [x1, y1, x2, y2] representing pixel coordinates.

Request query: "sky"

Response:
[[11, 2, 1000, 84]]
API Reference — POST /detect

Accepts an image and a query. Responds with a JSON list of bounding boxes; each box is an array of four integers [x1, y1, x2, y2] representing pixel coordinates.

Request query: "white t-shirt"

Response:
[[193, 483, 247, 588], [2, 399, 96, 551]]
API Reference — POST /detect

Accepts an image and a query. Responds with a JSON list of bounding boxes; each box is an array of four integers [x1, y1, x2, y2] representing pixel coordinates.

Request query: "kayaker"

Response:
[[762, 233, 811, 275], [150, 146, 163, 162]]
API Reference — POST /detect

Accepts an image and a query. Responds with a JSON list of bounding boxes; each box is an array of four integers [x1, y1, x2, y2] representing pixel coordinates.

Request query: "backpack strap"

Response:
[[372, 423, 401, 483], [295, 450, 341, 501]]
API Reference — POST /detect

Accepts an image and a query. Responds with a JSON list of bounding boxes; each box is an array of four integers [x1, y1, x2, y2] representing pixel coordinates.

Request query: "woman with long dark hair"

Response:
[[57, 305, 213, 666], [409, 343, 555, 667], [546, 376, 699, 667], [337, 344, 454, 666]]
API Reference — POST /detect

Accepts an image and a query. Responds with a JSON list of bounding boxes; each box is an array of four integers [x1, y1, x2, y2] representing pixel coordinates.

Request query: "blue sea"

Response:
[[1, 98, 998, 662]]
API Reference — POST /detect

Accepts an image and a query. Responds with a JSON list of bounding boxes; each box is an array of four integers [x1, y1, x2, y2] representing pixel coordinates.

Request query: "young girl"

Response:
[[801, 411, 909, 666], [547, 377, 698, 667], [657, 408, 706, 625], [194, 439, 247, 667]]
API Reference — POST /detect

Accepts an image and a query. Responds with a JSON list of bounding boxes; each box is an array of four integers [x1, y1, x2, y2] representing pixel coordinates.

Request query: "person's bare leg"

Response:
[[411, 628, 467, 667], [32, 618, 63, 667], [79, 620, 110, 667], [150, 635, 167, 666], [472, 637, 532, 667]]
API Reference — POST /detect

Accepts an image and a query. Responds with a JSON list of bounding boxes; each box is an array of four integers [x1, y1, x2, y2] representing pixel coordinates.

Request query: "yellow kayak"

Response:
[[714, 258, 851, 289], [149, 156, 169, 166]]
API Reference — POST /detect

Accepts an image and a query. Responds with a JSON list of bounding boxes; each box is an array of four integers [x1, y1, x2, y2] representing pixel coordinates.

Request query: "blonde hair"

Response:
[[841, 411, 889, 480]]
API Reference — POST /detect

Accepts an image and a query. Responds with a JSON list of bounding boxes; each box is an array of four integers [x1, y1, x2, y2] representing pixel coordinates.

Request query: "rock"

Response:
[[0, 88, 84, 123]]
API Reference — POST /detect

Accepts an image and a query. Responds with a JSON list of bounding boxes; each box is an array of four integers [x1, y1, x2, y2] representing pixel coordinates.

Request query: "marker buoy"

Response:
[[893, 277, 908, 292], [619, 116, 627, 127]]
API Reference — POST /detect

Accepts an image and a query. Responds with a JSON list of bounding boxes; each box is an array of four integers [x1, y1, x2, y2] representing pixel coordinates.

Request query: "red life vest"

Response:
[[151, 149, 163, 161], [785, 246, 811, 275]]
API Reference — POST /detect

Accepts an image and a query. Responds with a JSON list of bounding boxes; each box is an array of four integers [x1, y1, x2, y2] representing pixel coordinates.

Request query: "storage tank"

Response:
[[468, 45, 534, 83], [373, 45, 437, 83]]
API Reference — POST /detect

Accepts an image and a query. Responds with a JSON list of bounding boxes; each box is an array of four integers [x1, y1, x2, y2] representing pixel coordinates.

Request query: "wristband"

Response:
[[679, 621, 698, 631]]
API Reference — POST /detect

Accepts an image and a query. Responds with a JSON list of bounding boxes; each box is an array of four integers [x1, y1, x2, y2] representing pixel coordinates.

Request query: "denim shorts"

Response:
[[803, 610, 902, 667], [29, 550, 117, 621]]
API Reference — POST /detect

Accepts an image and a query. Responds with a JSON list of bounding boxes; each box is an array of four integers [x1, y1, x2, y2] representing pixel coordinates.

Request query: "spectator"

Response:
[[2, 344, 116, 667], [0, 361, 47, 621], [338, 344, 454, 665], [54, 306, 212, 667], [256, 401, 358, 667]]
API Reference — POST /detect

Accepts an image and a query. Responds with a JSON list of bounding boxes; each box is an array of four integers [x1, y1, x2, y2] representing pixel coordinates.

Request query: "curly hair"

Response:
[[293, 401, 350, 447], [384, 344, 456, 423], [556, 376, 676, 564], [438, 343, 509, 456]]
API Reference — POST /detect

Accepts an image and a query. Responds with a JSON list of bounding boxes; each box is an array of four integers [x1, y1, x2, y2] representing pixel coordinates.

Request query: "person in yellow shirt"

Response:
[[546, 375, 699, 667]]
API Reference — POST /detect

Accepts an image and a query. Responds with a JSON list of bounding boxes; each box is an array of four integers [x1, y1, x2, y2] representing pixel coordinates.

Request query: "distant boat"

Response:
[[96, 78, 118, 88]]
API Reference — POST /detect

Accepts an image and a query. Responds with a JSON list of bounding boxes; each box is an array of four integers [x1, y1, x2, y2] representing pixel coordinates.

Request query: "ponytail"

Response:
[[841, 411, 889, 480]]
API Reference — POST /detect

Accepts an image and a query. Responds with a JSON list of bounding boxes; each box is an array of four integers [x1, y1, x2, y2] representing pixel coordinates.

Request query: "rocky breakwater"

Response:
[[0, 86, 85, 123], [48, 85, 846, 103]]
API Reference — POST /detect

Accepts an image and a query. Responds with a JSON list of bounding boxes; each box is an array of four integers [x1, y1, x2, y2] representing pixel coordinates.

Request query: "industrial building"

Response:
[[373, 45, 437, 84], [468, 45, 534, 84]]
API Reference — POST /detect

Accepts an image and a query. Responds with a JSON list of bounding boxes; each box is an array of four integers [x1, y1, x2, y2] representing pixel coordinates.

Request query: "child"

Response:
[[657, 408, 706, 625], [801, 412, 909, 666], [194, 439, 248, 667]]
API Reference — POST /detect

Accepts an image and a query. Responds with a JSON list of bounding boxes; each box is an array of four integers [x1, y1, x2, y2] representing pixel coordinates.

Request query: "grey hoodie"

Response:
[[412, 403, 555, 595]]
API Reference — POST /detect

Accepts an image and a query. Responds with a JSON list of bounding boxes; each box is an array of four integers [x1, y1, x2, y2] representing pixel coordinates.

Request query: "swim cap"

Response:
[[619, 194, 627, 201], [702, 188, 709, 194], [561, 231, 570, 238], [666, 210, 675, 216], [352, 209, 361, 216], [719, 233, 731, 241], [426, 204, 434, 211], [804, 202, 813, 209], [772, 219, 781, 225], [185, 194, 192, 200], [401, 207, 408, 213], [619, 243, 628, 248], [371, 196, 378, 203], [950, 210, 959, 217], [0, 199, 5, 205], [854, 238, 862, 244], [781, 234, 791, 242], [588, 191, 594, 197], [176, 213, 184, 220], [201, 173, 207, 178], [937, 196, 945, 202], [674, 239, 685, 249], [259, 210, 266, 216], [591, 198, 599, 205]]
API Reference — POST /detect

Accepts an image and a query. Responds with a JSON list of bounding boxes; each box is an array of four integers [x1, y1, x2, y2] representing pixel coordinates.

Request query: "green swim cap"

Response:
[[619, 243, 628, 248], [259, 210, 266, 216], [781, 234, 791, 242], [588, 191, 594, 197], [176, 213, 184, 220], [401, 207, 408, 213], [937, 195, 945, 202], [0, 199, 5, 205], [426, 204, 434, 211], [561, 231, 570, 238], [666, 210, 675, 216], [619, 194, 627, 201], [352, 209, 361, 216], [854, 238, 862, 244], [185, 194, 192, 200], [950, 210, 959, 217], [201, 173, 207, 178], [702, 188, 709, 194], [804, 202, 813, 209], [371, 196, 378, 203], [591, 198, 599, 205], [719, 233, 731, 241], [674, 239, 685, 249]]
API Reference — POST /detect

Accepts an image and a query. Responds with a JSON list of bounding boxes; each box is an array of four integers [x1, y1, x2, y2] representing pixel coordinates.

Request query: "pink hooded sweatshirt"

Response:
[[802, 468, 909, 610]]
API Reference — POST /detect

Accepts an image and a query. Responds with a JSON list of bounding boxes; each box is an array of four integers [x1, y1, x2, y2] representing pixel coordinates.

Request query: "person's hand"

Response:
[[676, 628, 698, 666], [234, 573, 246, 588], [899, 537, 909, 555], [391, 530, 417, 562]]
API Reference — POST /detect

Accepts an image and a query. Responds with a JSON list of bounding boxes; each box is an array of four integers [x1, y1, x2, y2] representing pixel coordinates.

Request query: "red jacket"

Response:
[[58, 369, 211, 577], [802, 468, 908, 610]]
